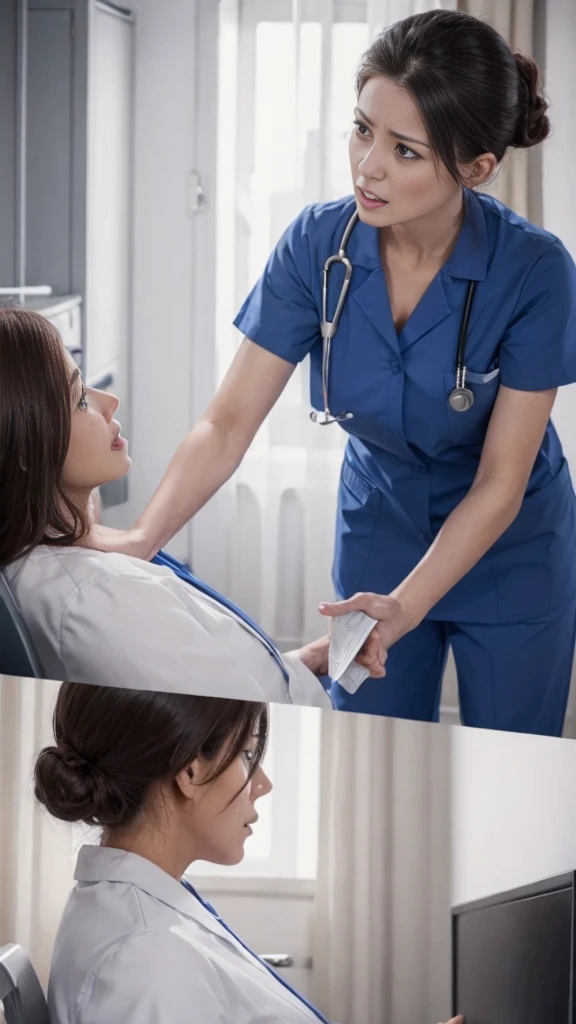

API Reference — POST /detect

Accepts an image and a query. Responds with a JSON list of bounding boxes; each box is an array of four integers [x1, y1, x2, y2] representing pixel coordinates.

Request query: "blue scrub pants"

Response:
[[329, 601, 576, 736]]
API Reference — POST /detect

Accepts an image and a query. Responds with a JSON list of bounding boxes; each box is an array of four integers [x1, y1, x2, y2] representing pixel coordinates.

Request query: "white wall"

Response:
[[450, 725, 576, 906], [104, 0, 198, 558]]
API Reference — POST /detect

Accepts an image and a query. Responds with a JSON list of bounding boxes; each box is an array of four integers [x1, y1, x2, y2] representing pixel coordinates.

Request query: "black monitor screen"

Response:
[[453, 885, 573, 1024]]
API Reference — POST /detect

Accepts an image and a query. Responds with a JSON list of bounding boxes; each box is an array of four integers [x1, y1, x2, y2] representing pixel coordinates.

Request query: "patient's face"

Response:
[[187, 735, 273, 866], [61, 349, 132, 495]]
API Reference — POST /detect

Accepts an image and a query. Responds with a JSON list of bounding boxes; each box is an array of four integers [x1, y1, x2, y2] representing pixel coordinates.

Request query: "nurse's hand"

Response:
[[440, 1018, 464, 1024], [77, 524, 152, 560], [319, 592, 414, 668]]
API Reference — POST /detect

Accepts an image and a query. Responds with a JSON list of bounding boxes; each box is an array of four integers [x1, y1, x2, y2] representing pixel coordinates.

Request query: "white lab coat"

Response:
[[3, 546, 331, 707], [49, 846, 327, 1024]]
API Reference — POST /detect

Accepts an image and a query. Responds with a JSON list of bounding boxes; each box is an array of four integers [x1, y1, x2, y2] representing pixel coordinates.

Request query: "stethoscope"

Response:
[[309, 209, 478, 425]]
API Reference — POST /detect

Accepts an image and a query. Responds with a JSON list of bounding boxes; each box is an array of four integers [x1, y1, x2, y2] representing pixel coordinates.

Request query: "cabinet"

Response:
[[0, 0, 135, 509]]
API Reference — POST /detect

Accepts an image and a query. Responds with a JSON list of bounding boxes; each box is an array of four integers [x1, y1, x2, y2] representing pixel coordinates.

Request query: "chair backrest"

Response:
[[0, 946, 50, 1024], [0, 573, 43, 677]]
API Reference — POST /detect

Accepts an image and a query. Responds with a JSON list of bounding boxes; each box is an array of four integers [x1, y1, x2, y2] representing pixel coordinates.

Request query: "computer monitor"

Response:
[[452, 872, 576, 1024]]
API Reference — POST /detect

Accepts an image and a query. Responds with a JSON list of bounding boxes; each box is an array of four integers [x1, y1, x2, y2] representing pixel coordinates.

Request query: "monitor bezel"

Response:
[[451, 871, 576, 1023]]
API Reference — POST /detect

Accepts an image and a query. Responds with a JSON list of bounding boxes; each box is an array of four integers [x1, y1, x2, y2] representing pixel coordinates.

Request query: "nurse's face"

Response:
[[184, 733, 273, 866], [61, 348, 132, 497], [349, 75, 462, 228]]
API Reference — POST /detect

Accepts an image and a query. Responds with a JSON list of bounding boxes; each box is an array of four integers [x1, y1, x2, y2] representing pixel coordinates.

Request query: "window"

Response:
[[215, 1, 381, 453]]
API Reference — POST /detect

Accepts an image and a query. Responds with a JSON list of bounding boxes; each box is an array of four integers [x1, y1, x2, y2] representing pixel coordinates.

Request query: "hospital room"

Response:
[[2, 0, 576, 737], [3, 672, 576, 1024], [5, 3, 576, 1023]]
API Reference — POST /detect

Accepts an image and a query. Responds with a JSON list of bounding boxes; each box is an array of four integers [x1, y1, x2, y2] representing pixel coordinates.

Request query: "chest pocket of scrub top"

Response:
[[444, 367, 500, 446]]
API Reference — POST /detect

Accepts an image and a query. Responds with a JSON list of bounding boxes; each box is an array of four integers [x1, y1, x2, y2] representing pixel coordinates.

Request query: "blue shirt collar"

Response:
[[346, 187, 488, 281]]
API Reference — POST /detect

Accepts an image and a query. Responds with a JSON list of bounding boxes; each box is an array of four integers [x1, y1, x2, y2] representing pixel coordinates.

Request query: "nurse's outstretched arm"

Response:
[[84, 339, 295, 559], [321, 386, 557, 655]]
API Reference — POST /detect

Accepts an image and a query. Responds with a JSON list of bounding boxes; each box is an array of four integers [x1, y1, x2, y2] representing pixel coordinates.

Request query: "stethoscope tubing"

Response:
[[311, 209, 479, 423]]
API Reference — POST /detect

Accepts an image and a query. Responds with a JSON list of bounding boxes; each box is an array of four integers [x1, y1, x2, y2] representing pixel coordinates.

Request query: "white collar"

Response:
[[74, 846, 274, 982]]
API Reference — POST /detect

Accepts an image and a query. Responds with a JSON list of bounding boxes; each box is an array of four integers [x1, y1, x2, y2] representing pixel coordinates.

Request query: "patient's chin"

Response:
[[106, 455, 133, 482]]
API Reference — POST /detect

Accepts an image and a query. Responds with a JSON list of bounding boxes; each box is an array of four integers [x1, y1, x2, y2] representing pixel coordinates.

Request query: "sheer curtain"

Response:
[[311, 713, 453, 1024], [0, 676, 75, 990]]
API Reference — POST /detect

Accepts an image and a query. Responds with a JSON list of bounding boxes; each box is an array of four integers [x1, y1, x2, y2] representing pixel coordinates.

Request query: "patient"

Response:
[[34, 682, 463, 1024], [0, 308, 384, 701]]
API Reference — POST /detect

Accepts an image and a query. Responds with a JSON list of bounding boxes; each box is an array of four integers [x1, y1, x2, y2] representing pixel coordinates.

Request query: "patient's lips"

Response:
[[111, 422, 128, 450]]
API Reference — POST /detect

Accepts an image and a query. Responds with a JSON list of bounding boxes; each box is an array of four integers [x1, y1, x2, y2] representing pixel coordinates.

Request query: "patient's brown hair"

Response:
[[34, 684, 269, 829], [0, 308, 89, 565]]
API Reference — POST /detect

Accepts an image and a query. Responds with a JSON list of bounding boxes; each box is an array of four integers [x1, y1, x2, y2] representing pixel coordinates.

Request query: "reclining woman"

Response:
[[0, 308, 382, 701], [34, 682, 463, 1024]]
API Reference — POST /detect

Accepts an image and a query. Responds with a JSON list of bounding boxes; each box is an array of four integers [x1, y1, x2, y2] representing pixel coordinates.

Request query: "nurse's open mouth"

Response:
[[357, 187, 389, 209]]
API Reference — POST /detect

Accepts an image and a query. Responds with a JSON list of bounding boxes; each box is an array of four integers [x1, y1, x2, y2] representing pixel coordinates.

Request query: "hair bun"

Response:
[[34, 745, 126, 827], [511, 51, 550, 148]]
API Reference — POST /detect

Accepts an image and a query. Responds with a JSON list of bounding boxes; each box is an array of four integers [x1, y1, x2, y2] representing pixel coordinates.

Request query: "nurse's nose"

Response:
[[358, 145, 387, 183]]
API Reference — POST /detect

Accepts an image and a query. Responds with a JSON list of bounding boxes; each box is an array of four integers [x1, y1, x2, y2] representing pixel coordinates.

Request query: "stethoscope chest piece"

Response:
[[448, 386, 475, 413], [448, 349, 476, 413]]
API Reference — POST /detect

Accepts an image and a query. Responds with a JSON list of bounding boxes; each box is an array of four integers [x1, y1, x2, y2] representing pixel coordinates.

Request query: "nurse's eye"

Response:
[[396, 143, 420, 160], [77, 387, 89, 410], [353, 120, 371, 139]]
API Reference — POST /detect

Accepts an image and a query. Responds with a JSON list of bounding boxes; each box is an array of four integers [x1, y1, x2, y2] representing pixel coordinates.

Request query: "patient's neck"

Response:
[[52, 488, 97, 541], [62, 486, 95, 519], [101, 821, 196, 881]]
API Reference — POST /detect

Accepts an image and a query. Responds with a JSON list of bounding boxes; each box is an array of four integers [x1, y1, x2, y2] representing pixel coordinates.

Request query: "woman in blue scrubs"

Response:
[[85, 10, 576, 736]]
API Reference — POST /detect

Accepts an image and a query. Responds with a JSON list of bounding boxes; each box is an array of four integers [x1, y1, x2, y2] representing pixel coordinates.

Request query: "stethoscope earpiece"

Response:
[[311, 210, 479, 424]]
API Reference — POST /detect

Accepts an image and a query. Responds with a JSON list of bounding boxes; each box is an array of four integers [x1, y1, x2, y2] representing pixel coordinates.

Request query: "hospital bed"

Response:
[[0, 573, 43, 678]]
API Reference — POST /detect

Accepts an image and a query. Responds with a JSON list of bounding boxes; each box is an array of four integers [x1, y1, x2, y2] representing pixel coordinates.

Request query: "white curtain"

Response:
[[0, 676, 75, 991], [458, 0, 538, 221], [311, 713, 453, 1024]]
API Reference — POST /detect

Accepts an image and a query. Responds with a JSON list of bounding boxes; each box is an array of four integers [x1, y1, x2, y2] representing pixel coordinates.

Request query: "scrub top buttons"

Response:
[[390, 361, 401, 374]]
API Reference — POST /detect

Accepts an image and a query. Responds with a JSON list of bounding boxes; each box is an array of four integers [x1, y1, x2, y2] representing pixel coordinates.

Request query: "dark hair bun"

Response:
[[511, 52, 550, 148], [34, 745, 127, 827]]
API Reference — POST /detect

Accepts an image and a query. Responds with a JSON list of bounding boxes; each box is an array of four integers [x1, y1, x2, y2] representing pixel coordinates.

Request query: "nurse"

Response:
[[34, 682, 462, 1024], [83, 10, 576, 736]]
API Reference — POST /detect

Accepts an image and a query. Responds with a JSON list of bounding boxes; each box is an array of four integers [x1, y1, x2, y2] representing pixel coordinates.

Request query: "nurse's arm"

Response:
[[85, 339, 295, 559], [321, 385, 558, 651]]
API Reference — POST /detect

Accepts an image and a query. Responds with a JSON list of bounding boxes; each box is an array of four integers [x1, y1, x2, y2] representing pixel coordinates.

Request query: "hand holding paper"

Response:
[[327, 610, 381, 693], [320, 591, 414, 693]]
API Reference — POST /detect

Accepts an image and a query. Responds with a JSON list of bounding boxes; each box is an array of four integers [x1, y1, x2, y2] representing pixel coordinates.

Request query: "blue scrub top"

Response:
[[233, 189, 576, 624]]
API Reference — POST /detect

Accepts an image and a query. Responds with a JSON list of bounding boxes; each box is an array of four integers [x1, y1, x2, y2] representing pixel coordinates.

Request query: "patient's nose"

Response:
[[95, 389, 120, 421]]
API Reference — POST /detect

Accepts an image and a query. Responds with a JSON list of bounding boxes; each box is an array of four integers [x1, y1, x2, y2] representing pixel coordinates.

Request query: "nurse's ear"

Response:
[[458, 152, 499, 189]]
